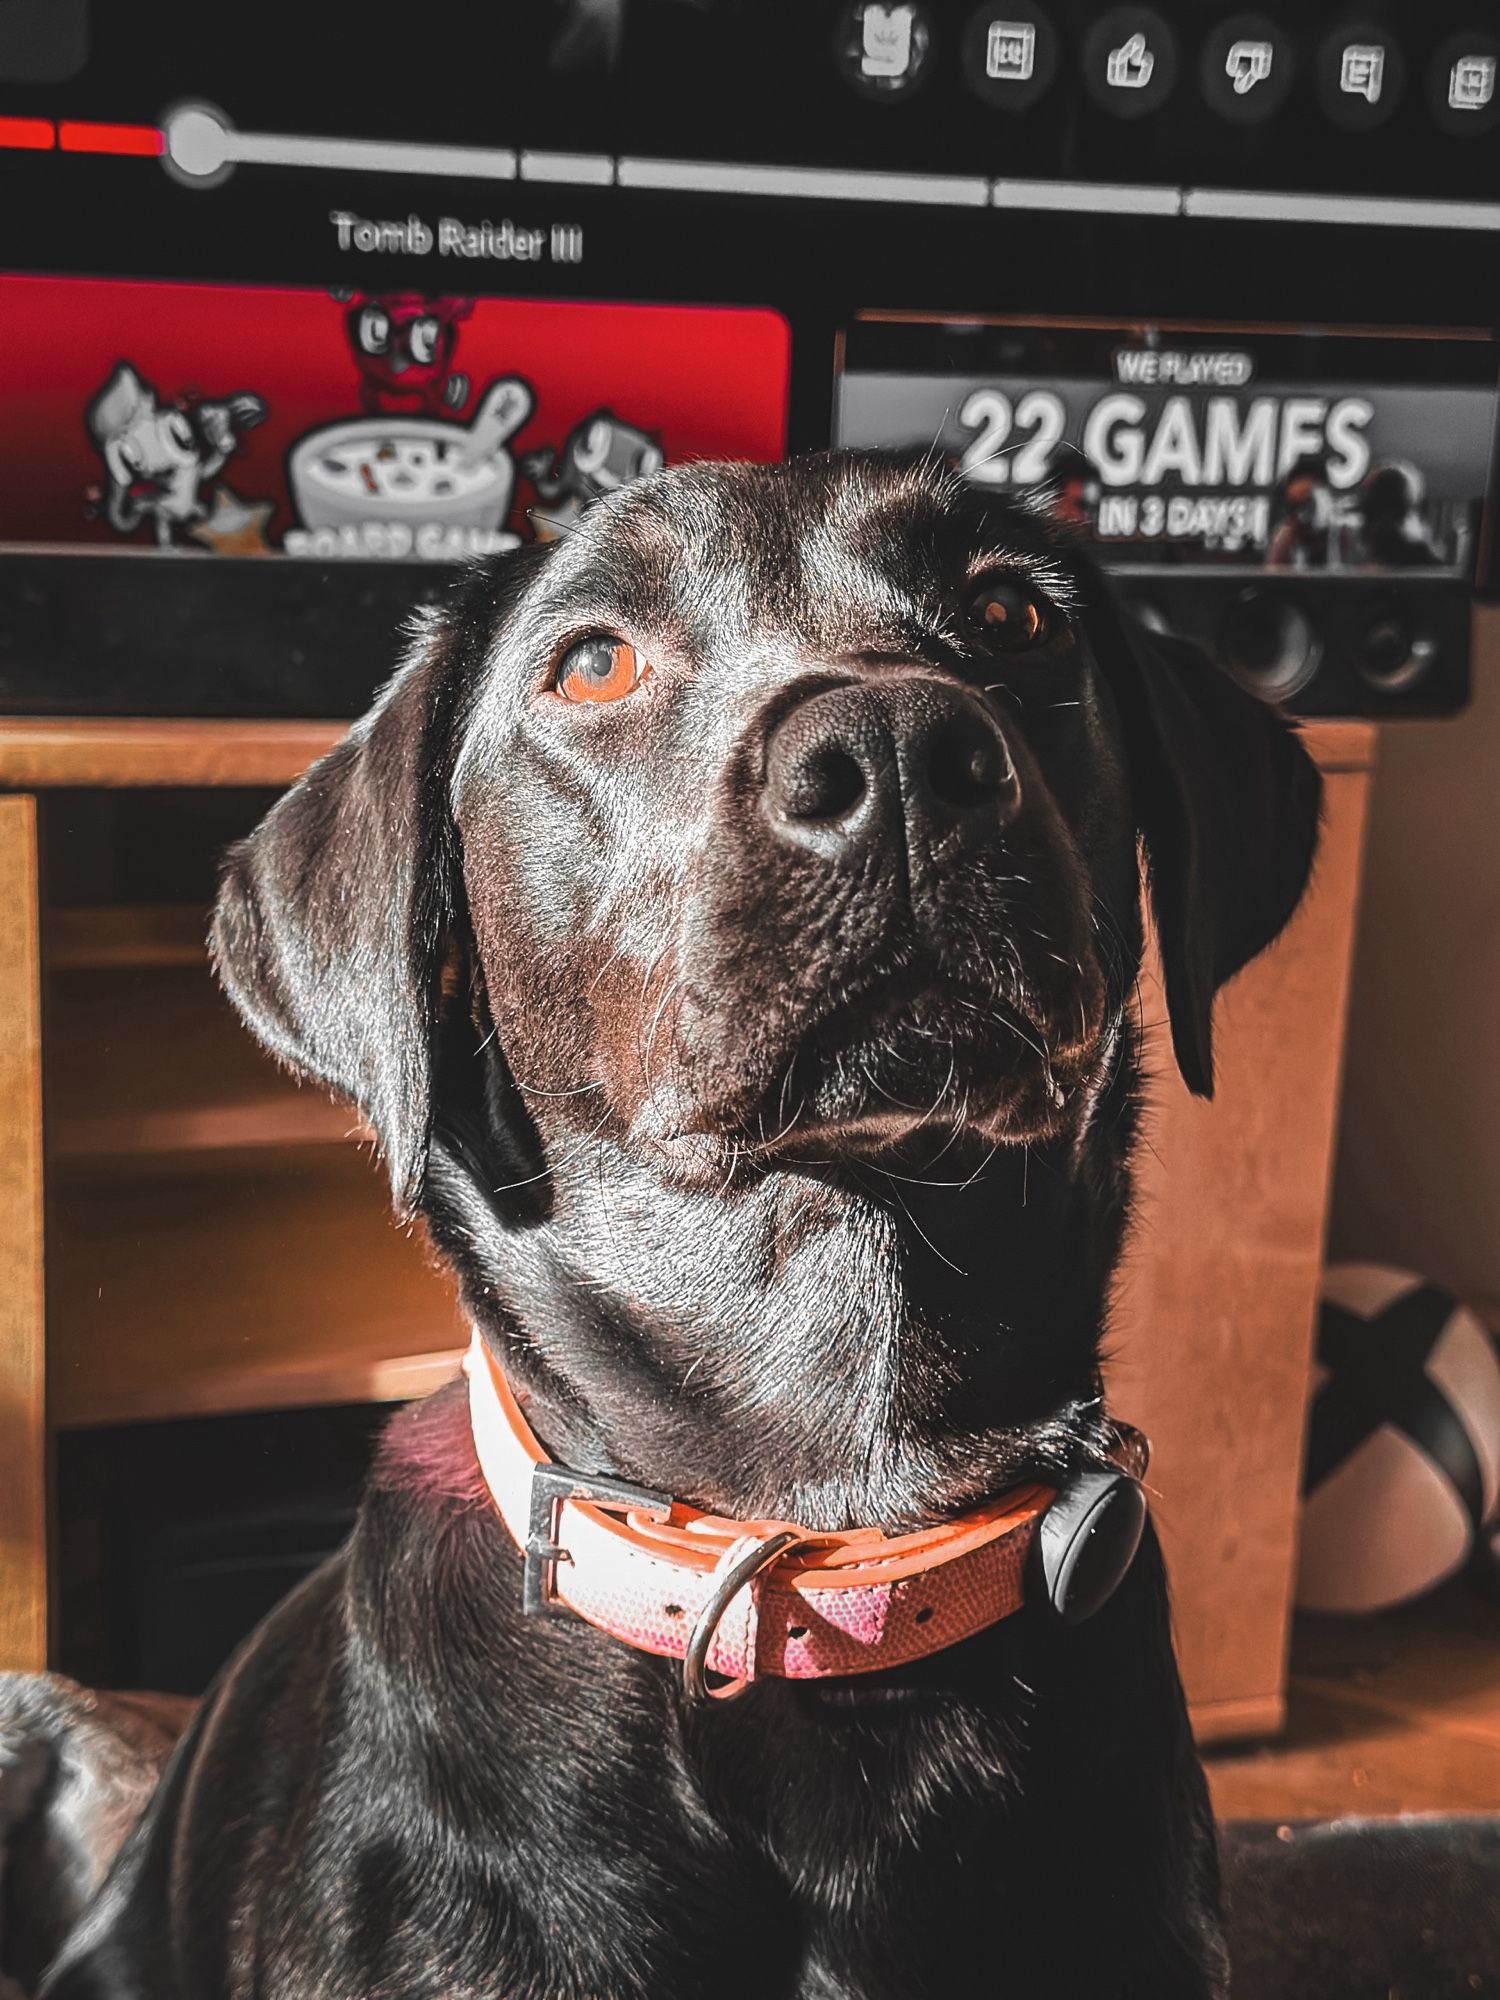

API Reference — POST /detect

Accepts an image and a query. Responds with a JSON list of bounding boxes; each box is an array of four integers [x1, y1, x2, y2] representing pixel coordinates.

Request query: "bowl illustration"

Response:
[[288, 377, 534, 535]]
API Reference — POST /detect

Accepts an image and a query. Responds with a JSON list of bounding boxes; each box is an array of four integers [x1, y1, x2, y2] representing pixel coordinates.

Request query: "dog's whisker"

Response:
[[885, 1183, 968, 1279], [490, 1100, 615, 1197]]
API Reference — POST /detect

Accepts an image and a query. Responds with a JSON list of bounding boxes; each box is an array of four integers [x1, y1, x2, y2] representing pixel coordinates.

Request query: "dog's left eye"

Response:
[[968, 578, 1049, 650], [554, 635, 651, 705]]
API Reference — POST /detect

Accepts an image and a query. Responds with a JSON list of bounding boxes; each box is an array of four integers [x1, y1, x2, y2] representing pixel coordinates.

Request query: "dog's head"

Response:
[[213, 453, 1320, 1219]]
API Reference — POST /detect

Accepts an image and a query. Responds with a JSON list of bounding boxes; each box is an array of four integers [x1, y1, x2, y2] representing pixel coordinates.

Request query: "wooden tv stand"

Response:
[[0, 716, 1375, 1744]]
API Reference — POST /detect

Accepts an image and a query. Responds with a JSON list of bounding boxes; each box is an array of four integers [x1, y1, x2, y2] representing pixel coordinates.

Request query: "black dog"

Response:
[[38, 451, 1319, 1999]]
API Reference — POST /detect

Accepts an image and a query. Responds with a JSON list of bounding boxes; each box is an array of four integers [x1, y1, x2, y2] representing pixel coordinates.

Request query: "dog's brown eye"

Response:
[[555, 635, 650, 705], [970, 580, 1048, 650]]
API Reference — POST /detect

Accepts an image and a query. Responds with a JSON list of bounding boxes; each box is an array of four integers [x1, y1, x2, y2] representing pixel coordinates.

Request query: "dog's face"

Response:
[[214, 453, 1320, 1216], [457, 458, 1126, 1179]]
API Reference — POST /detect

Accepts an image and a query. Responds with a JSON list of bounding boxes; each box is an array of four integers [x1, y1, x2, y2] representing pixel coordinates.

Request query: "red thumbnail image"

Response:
[[0, 277, 791, 559]]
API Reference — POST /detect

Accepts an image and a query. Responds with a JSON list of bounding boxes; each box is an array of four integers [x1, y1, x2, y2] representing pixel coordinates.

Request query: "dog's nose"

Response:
[[762, 680, 1021, 860]]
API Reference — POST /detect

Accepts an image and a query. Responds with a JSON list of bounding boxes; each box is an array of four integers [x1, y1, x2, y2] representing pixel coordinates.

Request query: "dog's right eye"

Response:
[[554, 635, 651, 705]]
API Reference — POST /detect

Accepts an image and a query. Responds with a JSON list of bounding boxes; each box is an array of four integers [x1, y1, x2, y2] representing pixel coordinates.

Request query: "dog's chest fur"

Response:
[[123, 1425, 1191, 2000]]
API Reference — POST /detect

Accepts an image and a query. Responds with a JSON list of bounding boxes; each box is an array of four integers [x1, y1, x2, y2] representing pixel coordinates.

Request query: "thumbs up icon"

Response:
[[1106, 31, 1155, 88]]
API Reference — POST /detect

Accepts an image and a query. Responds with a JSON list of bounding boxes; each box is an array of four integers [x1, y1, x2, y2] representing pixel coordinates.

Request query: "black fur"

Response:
[[42, 453, 1320, 1999]]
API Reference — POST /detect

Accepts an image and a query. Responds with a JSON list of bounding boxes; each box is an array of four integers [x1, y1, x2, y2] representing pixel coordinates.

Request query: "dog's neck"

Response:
[[426, 1048, 1137, 1533]]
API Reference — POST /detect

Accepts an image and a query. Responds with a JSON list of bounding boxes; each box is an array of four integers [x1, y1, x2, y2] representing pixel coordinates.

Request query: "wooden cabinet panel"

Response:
[[1110, 743, 1373, 1741], [48, 1146, 463, 1428], [0, 796, 46, 1671]]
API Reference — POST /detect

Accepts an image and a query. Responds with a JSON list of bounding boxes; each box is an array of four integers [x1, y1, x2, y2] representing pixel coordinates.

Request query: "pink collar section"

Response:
[[463, 1330, 1055, 1692]]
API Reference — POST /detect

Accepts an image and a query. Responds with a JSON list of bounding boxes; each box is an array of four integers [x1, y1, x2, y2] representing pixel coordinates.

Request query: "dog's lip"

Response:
[[659, 971, 1064, 1158], [781, 971, 1060, 1111], [792, 962, 1046, 1052], [825, 971, 1046, 1049], [735, 1106, 983, 1168]]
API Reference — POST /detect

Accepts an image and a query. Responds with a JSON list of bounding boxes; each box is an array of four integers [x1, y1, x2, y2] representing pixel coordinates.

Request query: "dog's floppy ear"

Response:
[[1087, 588, 1323, 1099], [211, 561, 537, 1215]]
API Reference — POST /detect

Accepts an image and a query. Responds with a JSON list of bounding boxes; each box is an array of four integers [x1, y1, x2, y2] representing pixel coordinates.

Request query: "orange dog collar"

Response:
[[464, 1331, 1147, 1702]]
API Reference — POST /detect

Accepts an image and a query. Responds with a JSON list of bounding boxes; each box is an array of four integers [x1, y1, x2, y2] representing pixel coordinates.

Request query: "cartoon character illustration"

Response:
[[285, 376, 534, 561], [522, 409, 664, 537], [85, 363, 266, 548], [188, 485, 276, 556], [343, 293, 474, 416]]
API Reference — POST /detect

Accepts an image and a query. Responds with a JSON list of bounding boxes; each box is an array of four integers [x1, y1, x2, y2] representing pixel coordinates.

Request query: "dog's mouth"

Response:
[[657, 955, 1107, 1169], [764, 990, 1080, 1163]]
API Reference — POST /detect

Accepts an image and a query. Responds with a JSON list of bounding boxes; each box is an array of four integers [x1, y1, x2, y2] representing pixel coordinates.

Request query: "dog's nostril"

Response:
[[788, 1625, 808, 1641], [925, 724, 1008, 812], [781, 743, 866, 824], [763, 681, 1018, 857], [914, 1606, 934, 1625]]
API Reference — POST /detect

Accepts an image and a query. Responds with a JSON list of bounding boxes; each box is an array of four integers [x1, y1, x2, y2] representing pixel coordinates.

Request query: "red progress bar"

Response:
[[58, 121, 163, 157], [0, 117, 55, 150]]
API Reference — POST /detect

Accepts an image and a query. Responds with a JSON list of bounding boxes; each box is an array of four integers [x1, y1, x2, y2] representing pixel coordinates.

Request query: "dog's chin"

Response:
[[743, 1054, 1073, 1170], [754, 980, 1101, 1159], [631, 985, 1102, 1183]]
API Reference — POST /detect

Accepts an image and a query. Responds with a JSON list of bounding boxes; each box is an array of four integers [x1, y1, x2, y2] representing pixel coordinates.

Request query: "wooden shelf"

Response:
[[0, 718, 345, 790], [48, 904, 210, 972], [47, 961, 360, 1163], [0, 716, 1375, 794], [48, 1145, 465, 1428]]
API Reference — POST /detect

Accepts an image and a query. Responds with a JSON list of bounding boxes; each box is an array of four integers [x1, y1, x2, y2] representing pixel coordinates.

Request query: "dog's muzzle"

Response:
[[464, 1334, 1149, 1703]]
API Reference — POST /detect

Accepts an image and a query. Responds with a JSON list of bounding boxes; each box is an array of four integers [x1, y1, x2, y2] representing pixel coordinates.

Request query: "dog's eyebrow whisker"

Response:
[[958, 1134, 1006, 1194], [885, 1183, 968, 1280], [922, 1106, 970, 1171], [862, 1160, 987, 1189], [512, 1078, 605, 1099], [966, 546, 1081, 614], [855, 1055, 929, 1118]]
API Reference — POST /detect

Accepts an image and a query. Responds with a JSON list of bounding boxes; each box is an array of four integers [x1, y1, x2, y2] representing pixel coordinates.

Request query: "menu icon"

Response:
[[1082, 8, 1177, 115], [987, 20, 1035, 81], [962, 6, 1058, 109], [1428, 31, 1500, 133], [1225, 38, 1273, 95], [1201, 13, 1292, 123], [1339, 44, 1384, 104], [861, 4, 915, 78], [834, 0, 935, 98], [1318, 24, 1402, 128], [1449, 53, 1496, 112], [1107, 31, 1155, 89]]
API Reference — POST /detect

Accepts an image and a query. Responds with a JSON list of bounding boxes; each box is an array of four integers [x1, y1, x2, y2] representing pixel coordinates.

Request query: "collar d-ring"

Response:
[[682, 1529, 805, 1705]]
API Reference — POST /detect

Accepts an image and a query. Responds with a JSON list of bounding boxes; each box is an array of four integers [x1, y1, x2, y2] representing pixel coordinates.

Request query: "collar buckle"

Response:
[[523, 1460, 672, 1618]]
